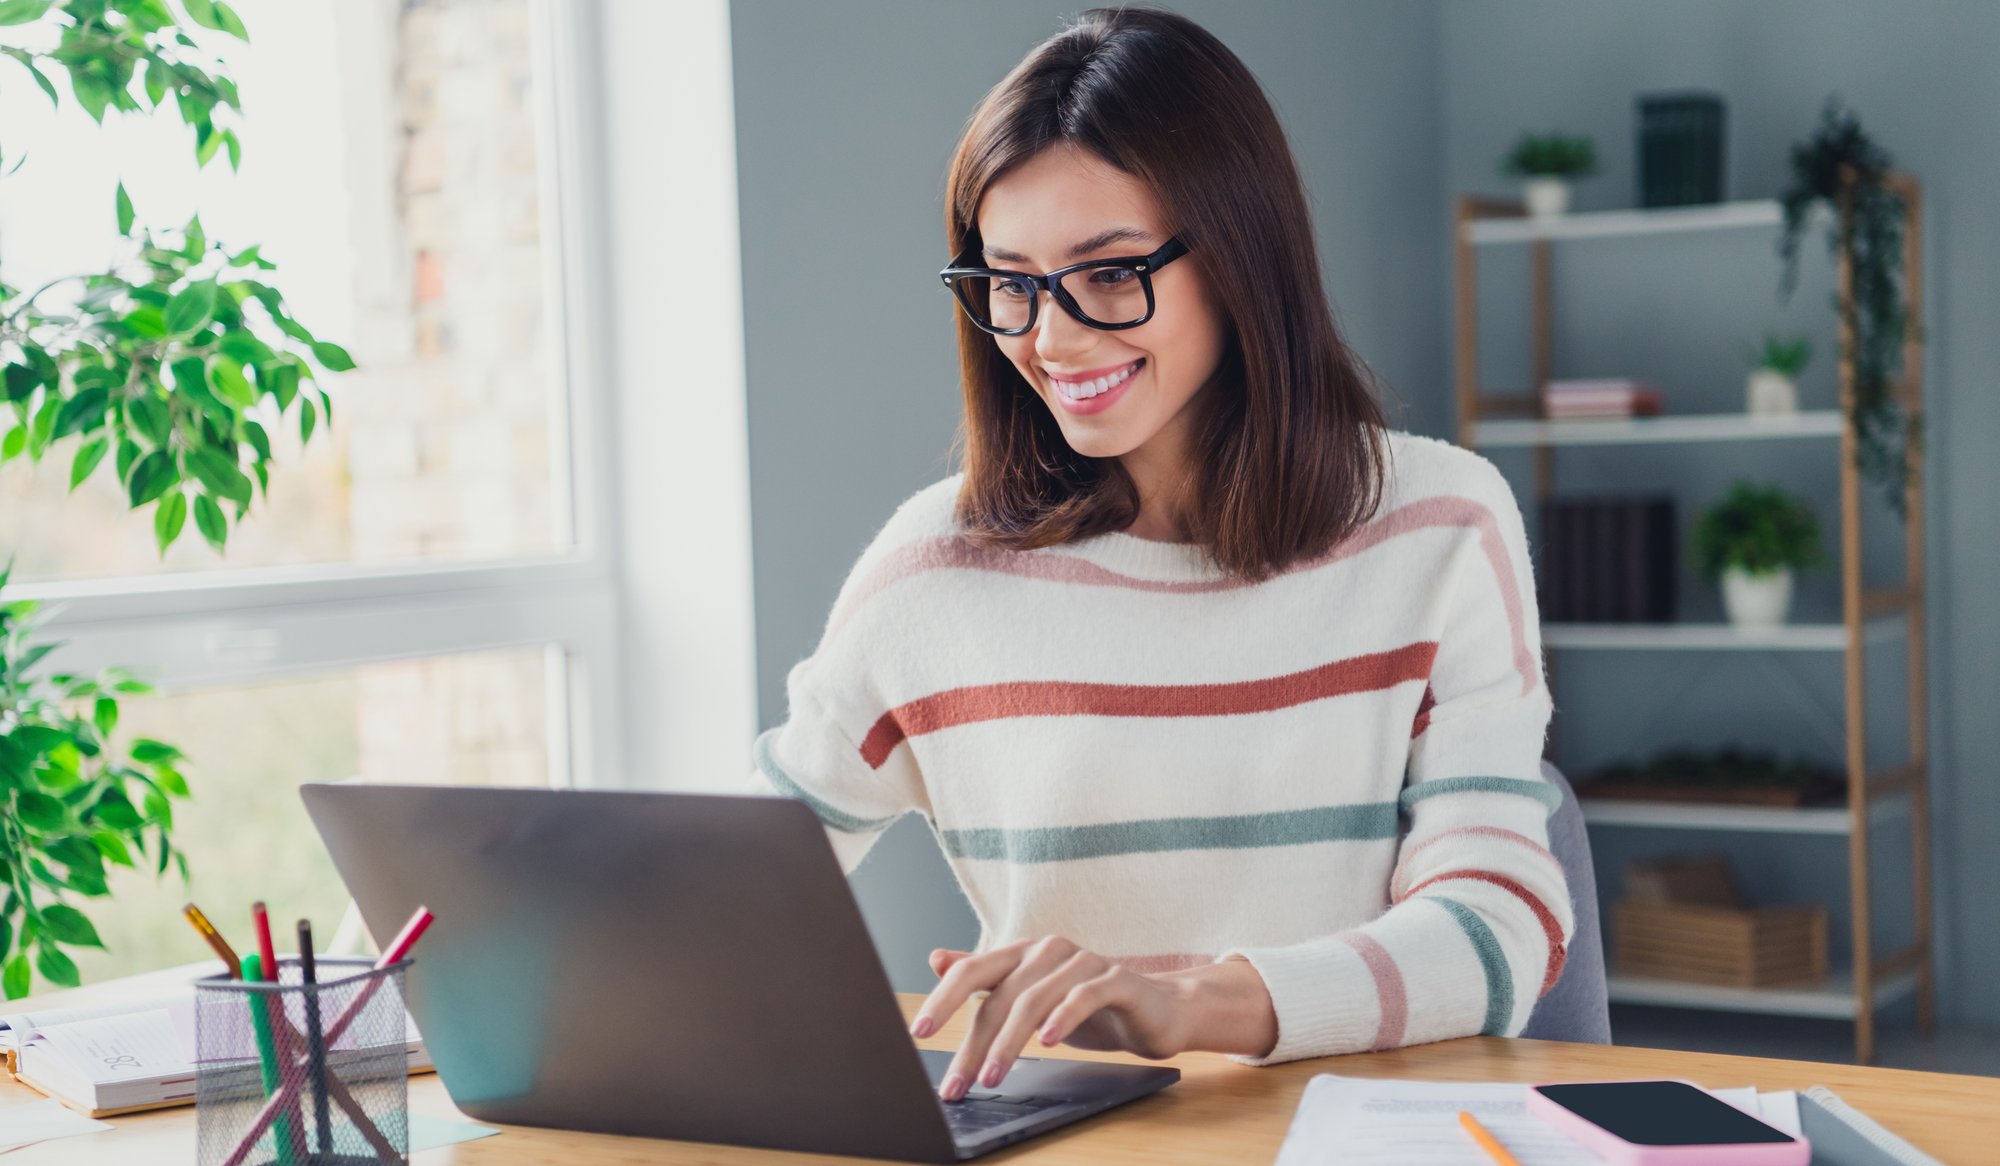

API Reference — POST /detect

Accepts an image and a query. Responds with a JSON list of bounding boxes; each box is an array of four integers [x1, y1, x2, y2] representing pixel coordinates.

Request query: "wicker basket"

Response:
[[1613, 899, 1828, 988]]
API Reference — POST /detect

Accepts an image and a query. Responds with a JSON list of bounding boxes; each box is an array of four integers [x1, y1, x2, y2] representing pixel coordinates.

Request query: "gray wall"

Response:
[[731, 0, 1999, 1026]]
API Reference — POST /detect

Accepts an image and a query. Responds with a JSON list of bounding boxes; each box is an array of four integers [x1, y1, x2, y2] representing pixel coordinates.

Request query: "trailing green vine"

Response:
[[1776, 94, 1923, 518]]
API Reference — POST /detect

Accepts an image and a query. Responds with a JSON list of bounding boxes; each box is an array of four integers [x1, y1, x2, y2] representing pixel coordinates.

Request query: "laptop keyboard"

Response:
[[942, 1092, 1059, 1138]]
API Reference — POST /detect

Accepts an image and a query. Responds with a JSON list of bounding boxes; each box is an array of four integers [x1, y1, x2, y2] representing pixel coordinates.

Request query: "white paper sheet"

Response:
[[0, 1098, 112, 1154], [32, 1010, 188, 1085]]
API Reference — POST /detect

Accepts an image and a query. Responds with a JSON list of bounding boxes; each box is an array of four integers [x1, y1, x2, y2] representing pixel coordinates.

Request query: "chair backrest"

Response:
[[1519, 759, 1612, 1044]]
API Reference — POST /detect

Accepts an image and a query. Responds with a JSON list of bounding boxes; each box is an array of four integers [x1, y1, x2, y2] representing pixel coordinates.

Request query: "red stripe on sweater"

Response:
[[858, 640, 1439, 769], [1389, 826, 1560, 901], [1410, 682, 1436, 738], [828, 496, 1536, 697], [1401, 869, 1567, 998]]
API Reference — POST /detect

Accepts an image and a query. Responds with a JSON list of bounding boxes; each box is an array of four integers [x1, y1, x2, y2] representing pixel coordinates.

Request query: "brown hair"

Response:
[[944, 5, 1390, 582]]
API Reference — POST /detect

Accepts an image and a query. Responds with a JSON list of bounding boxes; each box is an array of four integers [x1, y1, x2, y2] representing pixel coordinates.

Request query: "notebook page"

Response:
[[1274, 1076, 1602, 1166]]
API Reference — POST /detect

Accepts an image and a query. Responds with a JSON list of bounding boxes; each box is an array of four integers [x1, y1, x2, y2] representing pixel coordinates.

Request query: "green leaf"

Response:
[[188, 449, 251, 505], [154, 764, 190, 797], [130, 738, 183, 763], [34, 943, 79, 988], [128, 394, 172, 447], [310, 341, 355, 372], [15, 789, 65, 830], [222, 128, 241, 170], [210, 0, 247, 40], [1, 47, 58, 105], [298, 395, 317, 443], [125, 449, 176, 507], [153, 490, 187, 553], [52, 386, 108, 439], [38, 905, 102, 948], [206, 357, 255, 407], [226, 244, 263, 268], [181, 0, 222, 30], [68, 436, 109, 491], [163, 281, 218, 336], [182, 214, 206, 259], [0, 1, 54, 27], [4, 362, 39, 401], [90, 829, 135, 866], [92, 789, 141, 830], [2, 425, 26, 462], [92, 694, 118, 737], [2, 955, 28, 1000], [240, 418, 270, 461], [143, 55, 168, 106], [115, 181, 135, 235], [193, 492, 227, 550]]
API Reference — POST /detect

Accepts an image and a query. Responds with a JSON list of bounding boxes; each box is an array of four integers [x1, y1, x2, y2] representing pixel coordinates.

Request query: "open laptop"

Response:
[[300, 783, 1179, 1161]]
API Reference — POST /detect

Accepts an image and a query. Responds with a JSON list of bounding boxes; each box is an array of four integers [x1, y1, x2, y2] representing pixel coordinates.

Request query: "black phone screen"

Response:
[[1534, 1080, 1799, 1146]]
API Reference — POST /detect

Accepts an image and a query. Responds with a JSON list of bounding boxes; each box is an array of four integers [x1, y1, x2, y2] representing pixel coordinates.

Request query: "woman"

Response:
[[743, 7, 1569, 1099]]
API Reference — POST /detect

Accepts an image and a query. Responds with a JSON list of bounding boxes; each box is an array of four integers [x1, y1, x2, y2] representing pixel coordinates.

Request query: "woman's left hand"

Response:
[[904, 935, 1212, 1100]]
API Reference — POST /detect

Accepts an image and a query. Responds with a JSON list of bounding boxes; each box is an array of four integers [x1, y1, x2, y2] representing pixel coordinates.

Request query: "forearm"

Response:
[[1156, 957, 1279, 1059]]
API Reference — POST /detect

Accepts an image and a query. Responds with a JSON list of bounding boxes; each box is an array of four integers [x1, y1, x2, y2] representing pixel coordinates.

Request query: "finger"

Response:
[[980, 951, 1108, 1088], [941, 937, 1077, 1099], [927, 948, 970, 977], [1037, 968, 1127, 1047], [909, 943, 1024, 1042]]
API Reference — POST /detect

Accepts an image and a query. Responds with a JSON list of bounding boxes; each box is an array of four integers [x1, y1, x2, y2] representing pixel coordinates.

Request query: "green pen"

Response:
[[242, 953, 300, 1166]]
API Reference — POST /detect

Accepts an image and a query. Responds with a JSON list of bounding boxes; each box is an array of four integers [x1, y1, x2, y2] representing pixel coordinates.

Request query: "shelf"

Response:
[[1580, 796, 1908, 836], [1475, 411, 1844, 448], [1543, 617, 1903, 652], [1606, 968, 1919, 1019], [1463, 197, 1832, 245]]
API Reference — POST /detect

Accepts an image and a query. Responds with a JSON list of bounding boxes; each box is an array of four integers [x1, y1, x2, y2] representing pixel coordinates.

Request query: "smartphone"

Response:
[[1526, 1080, 1811, 1166]]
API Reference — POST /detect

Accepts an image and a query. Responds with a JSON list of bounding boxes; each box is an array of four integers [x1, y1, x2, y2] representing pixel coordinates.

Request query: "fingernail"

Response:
[[978, 1059, 1003, 1088], [1040, 1024, 1059, 1045], [940, 1073, 966, 1101], [909, 1015, 937, 1039]]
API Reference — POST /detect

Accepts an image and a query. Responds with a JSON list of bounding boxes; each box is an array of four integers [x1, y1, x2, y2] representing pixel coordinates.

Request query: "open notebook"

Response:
[[1274, 1075, 1941, 1166], [0, 988, 429, 1118]]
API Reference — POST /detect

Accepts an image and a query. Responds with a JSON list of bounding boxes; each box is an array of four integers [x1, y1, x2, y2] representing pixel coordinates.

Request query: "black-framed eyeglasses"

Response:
[[938, 236, 1191, 336]]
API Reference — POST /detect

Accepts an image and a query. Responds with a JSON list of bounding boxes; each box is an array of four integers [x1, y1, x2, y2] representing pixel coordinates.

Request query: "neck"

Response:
[[1118, 432, 1192, 543]]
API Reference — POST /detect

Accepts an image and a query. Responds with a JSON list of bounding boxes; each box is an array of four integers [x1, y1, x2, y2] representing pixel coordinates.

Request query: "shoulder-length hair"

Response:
[[944, 5, 1390, 583]]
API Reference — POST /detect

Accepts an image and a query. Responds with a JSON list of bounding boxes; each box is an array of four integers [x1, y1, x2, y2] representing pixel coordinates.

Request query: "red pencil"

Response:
[[251, 901, 281, 980]]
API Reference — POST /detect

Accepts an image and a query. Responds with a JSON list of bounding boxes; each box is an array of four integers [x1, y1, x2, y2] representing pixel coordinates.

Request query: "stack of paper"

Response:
[[1273, 1075, 1801, 1165]]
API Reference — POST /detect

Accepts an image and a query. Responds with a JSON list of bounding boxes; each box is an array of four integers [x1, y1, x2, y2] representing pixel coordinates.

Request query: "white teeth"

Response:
[[1055, 360, 1139, 401]]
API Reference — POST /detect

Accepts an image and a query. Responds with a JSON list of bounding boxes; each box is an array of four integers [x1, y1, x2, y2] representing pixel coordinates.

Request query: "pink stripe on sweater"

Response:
[[1337, 932, 1408, 1050], [826, 495, 1536, 695], [1390, 826, 1560, 902]]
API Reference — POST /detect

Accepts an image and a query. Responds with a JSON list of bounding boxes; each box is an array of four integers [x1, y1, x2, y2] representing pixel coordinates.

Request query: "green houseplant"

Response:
[[0, 0, 345, 997], [1746, 332, 1811, 416], [1498, 130, 1597, 219], [1692, 481, 1827, 629], [1775, 95, 1923, 517]]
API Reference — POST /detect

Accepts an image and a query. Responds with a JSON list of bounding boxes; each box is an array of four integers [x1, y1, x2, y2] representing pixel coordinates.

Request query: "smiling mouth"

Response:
[[1048, 358, 1143, 401]]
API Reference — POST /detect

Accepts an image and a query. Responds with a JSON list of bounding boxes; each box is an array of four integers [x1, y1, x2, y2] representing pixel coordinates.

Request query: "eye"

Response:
[[1088, 267, 1138, 288], [994, 279, 1032, 299]]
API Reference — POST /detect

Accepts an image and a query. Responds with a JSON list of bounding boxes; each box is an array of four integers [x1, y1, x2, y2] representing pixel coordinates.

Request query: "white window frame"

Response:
[[11, 0, 635, 790]]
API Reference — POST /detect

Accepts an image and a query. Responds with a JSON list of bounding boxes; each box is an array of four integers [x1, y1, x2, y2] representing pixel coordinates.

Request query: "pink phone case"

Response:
[[1525, 1079, 1811, 1166]]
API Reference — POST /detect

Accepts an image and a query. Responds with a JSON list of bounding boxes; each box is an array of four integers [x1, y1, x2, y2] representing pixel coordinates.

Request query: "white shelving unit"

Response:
[[1452, 184, 1933, 1063]]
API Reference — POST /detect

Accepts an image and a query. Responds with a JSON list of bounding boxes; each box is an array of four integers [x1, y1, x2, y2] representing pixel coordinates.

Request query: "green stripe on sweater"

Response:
[[940, 802, 1400, 863], [1400, 775, 1563, 815], [1433, 896, 1514, 1035], [754, 728, 897, 834]]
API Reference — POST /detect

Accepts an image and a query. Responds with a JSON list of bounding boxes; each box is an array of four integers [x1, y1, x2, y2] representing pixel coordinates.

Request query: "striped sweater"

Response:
[[739, 427, 1571, 1064]]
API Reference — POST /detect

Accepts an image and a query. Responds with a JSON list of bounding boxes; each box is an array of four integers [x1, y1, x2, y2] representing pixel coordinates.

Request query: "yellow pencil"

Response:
[[1459, 1110, 1524, 1166]]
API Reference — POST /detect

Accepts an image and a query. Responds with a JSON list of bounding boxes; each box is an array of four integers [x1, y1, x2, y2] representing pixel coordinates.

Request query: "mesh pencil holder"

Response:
[[194, 957, 413, 1166]]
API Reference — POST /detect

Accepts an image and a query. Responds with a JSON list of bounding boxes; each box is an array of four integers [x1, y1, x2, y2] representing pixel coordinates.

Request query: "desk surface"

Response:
[[3, 969, 1993, 1163]]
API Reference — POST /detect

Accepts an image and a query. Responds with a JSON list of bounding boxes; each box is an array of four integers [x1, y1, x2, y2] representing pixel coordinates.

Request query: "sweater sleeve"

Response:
[[1216, 458, 1572, 1064]]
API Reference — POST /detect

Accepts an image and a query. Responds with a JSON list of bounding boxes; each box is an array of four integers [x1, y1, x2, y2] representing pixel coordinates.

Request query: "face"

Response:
[[975, 145, 1230, 473]]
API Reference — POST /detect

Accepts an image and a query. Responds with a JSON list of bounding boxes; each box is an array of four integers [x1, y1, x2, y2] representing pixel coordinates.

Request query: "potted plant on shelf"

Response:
[[1746, 333, 1811, 416], [1692, 481, 1827, 628], [0, 0, 343, 997], [1499, 131, 1597, 219]]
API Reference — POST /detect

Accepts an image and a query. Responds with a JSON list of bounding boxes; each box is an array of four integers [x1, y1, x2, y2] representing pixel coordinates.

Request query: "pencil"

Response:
[[1460, 1110, 1524, 1166], [182, 903, 243, 978]]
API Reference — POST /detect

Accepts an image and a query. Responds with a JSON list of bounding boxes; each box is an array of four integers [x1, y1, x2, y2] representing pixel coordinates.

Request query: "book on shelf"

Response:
[[1541, 377, 1664, 418], [0, 981, 430, 1118], [1536, 495, 1677, 623]]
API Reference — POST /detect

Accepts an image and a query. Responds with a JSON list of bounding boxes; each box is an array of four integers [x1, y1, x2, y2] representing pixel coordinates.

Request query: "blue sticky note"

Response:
[[408, 1113, 501, 1152]]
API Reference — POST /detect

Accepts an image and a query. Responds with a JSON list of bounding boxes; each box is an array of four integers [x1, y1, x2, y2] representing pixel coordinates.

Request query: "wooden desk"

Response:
[[4, 976, 1992, 1163]]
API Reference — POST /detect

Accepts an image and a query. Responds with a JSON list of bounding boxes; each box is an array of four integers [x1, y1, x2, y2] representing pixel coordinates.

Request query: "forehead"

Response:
[[976, 146, 1162, 262]]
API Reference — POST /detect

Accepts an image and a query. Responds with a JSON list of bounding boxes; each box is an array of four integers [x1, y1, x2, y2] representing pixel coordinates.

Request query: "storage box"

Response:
[[1613, 898, 1828, 988]]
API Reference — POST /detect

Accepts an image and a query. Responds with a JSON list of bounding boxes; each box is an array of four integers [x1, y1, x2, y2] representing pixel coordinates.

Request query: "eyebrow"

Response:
[[981, 226, 1156, 265]]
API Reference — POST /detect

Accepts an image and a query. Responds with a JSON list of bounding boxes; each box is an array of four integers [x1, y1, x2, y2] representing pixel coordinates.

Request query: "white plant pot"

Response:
[[1523, 177, 1571, 219], [1721, 565, 1794, 628], [1747, 368, 1799, 416]]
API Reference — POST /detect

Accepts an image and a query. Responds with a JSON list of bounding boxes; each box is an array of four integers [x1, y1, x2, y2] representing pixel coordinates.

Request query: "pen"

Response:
[[251, 901, 280, 984], [251, 901, 307, 1162], [182, 903, 242, 978], [243, 953, 303, 1166], [298, 919, 332, 1159], [1459, 1110, 1525, 1166]]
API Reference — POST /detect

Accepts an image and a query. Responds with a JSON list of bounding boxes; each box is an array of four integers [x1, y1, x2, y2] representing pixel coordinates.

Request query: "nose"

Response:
[[1030, 285, 1094, 364]]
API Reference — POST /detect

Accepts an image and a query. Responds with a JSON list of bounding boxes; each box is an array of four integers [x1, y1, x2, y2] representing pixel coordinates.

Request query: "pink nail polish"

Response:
[[940, 1073, 966, 1101], [979, 1059, 1003, 1088], [1040, 1024, 1059, 1045], [909, 1015, 936, 1039]]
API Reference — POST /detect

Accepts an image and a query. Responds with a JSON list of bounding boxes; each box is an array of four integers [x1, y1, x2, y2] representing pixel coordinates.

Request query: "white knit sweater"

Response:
[[739, 427, 1571, 1064]]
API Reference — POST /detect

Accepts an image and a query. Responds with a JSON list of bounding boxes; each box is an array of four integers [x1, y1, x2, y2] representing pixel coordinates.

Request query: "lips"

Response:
[[1049, 358, 1143, 416], [1048, 358, 1143, 401]]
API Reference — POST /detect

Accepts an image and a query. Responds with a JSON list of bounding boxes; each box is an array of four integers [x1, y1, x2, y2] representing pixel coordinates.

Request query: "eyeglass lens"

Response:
[[964, 264, 1151, 331]]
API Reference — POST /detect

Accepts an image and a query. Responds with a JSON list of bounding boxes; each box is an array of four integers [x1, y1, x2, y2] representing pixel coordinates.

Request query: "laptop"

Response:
[[300, 782, 1179, 1161]]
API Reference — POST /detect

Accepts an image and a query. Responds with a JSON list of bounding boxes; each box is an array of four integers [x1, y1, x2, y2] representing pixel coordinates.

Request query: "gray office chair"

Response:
[[1518, 759, 1611, 1044]]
